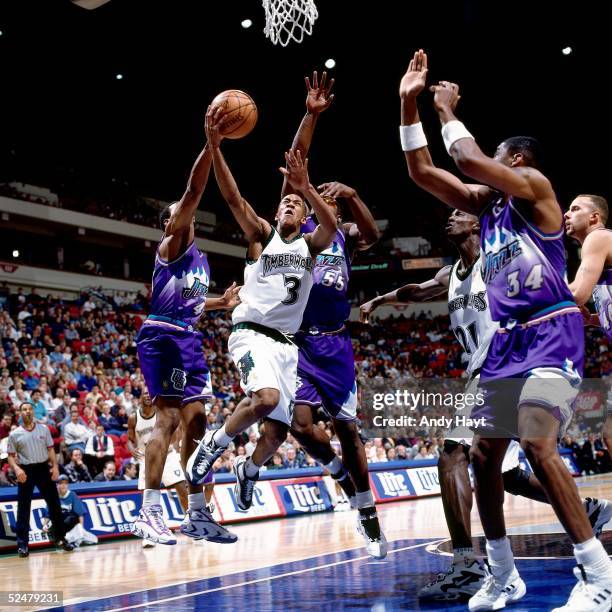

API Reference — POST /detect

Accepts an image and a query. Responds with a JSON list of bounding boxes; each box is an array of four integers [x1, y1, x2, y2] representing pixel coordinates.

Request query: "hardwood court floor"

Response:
[[3, 474, 612, 611]]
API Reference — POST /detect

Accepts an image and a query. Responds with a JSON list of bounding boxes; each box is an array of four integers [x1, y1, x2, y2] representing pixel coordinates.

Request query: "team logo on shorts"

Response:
[[237, 351, 255, 385], [171, 368, 187, 391]]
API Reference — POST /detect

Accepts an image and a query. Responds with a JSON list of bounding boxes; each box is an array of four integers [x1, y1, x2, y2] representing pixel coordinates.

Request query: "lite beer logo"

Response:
[[227, 484, 267, 513], [374, 471, 413, 499], [413, 468, 440, 493], [281, 483, 327, 513]]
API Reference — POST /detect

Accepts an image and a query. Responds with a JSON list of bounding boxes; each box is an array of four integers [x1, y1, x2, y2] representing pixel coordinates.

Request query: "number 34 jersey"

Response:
[[232, 227, 314, 335], [448, 257, 498, 379]]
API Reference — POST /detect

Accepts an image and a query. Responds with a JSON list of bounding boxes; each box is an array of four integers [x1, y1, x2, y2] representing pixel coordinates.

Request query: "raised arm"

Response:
[[430, 80, 560, 232], [206, 106, 270, 243], [399, 50, 491, 215], [318, 181, 380, 250], [360, 265, 451, 323], [281, 71, 335, 198], [279, 149, 336, 255], [569, 231, 609, 305]]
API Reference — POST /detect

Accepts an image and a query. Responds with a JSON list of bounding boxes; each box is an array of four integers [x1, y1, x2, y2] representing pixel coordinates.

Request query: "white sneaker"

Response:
[[142, 539, 156, 548], [468, 562, 526, 611], [356, 507, 387, 560], [585, 498, 612, 538], [419, 557, 486, 601], [552, 565, 612, 611], [334, 499, 350, 512], [180, 507, 238, 544], [132, 504, 176, 545]]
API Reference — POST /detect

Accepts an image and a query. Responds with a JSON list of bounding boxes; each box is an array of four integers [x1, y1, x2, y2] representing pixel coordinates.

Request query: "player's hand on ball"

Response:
[[205, 105, 227, 148], [221, 282, 242, 310], [430, 81, 461, 112], [399, 49, 429, 99], [318, 182, 356, 199], [279, 149, 310, 192], [305, 70, 335, 114]]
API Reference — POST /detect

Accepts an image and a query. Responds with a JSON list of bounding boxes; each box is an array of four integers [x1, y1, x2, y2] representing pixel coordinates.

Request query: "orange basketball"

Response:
[[211, 89, 258, 139]]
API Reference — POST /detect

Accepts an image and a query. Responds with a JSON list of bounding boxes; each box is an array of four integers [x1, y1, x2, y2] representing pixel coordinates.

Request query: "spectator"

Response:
[[244, 431, 258, 456], [93, 460, 120, 482], [283, 447, 306, 469], [121, 459, 138, 480], [85, 424, 115, 475], [64, 408, 92, 455], [0, 413, 13, 439], [63, 448, 93, 483], [268, 453, 285, 470], [98, 403, 121, 435], [29, 390, 48, 423]]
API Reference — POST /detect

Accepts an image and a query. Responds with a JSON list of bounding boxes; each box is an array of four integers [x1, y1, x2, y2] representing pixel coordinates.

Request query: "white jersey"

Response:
[[447, 257, 498, 378], [135, 409, 156, 453], [232, 227, 314, 334]]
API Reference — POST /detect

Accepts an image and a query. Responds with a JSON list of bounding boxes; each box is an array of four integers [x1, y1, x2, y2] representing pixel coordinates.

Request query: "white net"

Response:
[[262, 0, 318, 47]]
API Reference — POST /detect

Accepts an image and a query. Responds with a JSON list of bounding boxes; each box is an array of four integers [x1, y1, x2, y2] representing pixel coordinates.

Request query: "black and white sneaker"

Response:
[[585, 497, 612, 538], [233, 456, 259, 511], [357, 506, 388, 560], [180, 507, 238, 543], [186, 430, 227, 486], [419, 557, 486, 600], [552, 564, 612, 611]]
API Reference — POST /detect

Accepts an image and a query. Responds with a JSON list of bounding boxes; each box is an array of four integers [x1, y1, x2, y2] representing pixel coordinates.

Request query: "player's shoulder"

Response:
[[585, 227, 612, 247]]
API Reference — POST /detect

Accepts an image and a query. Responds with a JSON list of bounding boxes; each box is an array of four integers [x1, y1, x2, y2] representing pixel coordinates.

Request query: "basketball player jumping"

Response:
[[185, 107, 338, 511], [361, 208, 612, 600], [565, 195, 612, 450], [275, 71, 387, 558], [133, 139, 239, 545], [399, 49, 612, 611]]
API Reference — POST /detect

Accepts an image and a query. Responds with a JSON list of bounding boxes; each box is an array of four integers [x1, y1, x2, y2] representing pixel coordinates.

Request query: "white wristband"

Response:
[[399, 123, 427, 152], [441, 120, 474, 155]]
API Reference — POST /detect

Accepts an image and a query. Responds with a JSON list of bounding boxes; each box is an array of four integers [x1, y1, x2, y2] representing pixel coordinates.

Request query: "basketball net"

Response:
[[262, 0, 318, 46]]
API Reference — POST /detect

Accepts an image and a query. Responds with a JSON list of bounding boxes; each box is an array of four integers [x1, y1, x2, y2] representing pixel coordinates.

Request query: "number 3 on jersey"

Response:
[[282, 275, 301, 305], [506, 264, 543, 297]]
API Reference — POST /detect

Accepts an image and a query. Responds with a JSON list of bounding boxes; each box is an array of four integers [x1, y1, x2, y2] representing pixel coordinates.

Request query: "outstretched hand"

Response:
[[429, 81, 461, 113], [279, 149, 310, 193], [305, 70, 335, 114], [399, 49, 429, 99], [220, 281, 242, 310], [205, 104, 227, 148], [359, 297, 381, 324]]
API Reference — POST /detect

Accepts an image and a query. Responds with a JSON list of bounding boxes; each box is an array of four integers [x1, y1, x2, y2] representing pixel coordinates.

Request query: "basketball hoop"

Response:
[[262, 0, 318, 47]]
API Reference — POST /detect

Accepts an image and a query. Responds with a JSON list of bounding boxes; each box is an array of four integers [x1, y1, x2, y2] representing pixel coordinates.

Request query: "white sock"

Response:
[[245, 457, 260, 478], [212, 426, 232, 447], [324, 456, 344, 477], [188, 492, 205, 512], [485, 537, 514, 575], [574, 537, 612, 574], [355, 490, 375, 509], [348, 495, 358, 510], [454, 547, 475, 563], [143, 489, 160, 508]]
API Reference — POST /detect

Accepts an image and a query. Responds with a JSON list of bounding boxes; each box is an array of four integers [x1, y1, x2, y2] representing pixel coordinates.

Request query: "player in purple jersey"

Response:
[[132, 135, 239, 546], [277, 72, 386, 558], [398, 49, 612, 611], [565, 195, 612, 451]]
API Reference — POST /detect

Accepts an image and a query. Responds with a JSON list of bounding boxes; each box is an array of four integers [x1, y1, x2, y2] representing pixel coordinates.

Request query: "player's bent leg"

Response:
[[420, 441, 486, 602], [133, 398, 181, 545], [234, 417, 288, 512]]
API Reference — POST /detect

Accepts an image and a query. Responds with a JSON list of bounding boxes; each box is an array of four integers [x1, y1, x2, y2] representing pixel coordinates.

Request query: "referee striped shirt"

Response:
[[7, 423, 53, 465]]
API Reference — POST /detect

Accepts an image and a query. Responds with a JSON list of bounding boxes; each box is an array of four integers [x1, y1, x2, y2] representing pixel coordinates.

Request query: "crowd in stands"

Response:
[[1, 286, 611, 486]]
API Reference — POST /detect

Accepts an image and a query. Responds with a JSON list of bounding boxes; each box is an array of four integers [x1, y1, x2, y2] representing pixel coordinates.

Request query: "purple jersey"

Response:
[[480, 196, 574, 325], [593, 267, 612, 341], [300, 216, 351, 332], [147, 241, 210, 329]]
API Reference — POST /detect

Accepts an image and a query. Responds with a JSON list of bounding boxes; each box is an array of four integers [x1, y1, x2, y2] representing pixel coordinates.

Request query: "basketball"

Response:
[[211, 90, 258, 139]]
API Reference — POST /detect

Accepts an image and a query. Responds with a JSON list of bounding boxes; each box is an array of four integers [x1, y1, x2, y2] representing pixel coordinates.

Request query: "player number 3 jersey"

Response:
[[232, 227, 314, 335], [447, 257, 498, 378]]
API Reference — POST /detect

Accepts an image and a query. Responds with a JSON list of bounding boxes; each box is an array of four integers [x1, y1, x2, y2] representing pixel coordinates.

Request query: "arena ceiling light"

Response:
[[562, 46, 572, 55], [12, 250, 19, 258], [241, 19, 253, 28], [115, 73, 124, 80], [325, 58, 336, 69]]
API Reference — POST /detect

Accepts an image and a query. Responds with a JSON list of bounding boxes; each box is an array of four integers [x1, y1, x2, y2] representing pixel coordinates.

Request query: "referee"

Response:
[[7, 401, 74, 557]]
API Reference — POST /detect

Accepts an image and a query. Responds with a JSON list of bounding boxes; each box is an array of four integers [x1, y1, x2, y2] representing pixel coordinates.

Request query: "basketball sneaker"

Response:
[[180, 507, 238, 543], [334, 498, 351, 512], [419, 557, 486, 600], [233, 456, 259, 511], [132, 504, 176, 545], [186, 430, 227, 486], [468, 561, 526, 611], [142, 539, 156, 548], [585, 497, 612, 538], [356, 507, 388, 560], [552, 564, 612, 611]]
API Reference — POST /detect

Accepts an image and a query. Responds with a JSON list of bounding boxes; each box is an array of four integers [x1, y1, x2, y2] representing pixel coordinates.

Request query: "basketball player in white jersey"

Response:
[[565, 195, 612, 450], [361, 209, 612, 601], [128, 390, 236, 545], [185, 106, 338, 510]]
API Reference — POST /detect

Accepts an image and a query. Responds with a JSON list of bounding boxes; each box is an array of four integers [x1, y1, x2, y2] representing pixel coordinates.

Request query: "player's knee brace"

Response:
[[502, 465, 532, 496]]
